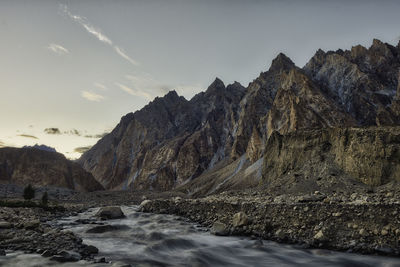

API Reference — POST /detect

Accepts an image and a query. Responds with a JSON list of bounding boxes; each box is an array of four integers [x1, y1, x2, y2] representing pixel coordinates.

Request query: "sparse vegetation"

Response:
[[23, 184, 35, 201]]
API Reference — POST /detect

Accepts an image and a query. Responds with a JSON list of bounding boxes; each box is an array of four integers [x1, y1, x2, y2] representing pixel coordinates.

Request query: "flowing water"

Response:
[[2, 206, 400, 267]]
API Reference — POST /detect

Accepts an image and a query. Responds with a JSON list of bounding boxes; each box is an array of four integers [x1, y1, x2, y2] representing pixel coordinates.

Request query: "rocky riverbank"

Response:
[[0, 203, 103, 263], [140, 191, 400, 256]]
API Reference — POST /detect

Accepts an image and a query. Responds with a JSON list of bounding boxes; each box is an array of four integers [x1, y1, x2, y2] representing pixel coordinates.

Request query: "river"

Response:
[[1, 206, 400, 266]]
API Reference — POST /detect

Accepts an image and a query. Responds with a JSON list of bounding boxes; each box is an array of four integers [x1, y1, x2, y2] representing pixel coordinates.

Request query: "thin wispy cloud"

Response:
[[47, 43, 69, 55], [114, 46, 139, 66], [94, 82, 107, 90], [81, 91, 105, 102], [60, 4, 138, 66], [18, 134, 38, 139], [115, 82, 152, 100], [61, 5, 112, 45]]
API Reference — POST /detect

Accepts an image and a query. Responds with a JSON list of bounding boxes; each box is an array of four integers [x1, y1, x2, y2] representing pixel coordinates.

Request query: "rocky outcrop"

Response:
[[0, 147, 103, 192], [266, 68, 355, 137], [263, 127, 400, 194], [304, 39, 400, 125], [231, 53, 296, 161]]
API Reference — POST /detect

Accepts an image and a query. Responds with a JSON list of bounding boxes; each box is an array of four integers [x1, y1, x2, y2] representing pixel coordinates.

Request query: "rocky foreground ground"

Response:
[[0, 203, 105, 263], [1, 189, 400, 263], [140, 190, 400, 256]]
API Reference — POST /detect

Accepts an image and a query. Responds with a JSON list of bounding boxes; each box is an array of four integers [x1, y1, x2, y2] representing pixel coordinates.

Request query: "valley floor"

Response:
[[1, 188, 400, 263]]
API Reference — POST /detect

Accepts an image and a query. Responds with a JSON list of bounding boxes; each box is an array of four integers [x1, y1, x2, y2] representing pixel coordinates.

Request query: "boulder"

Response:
[[139, 200, 152, 212], [86, 224, 129, 233], [95, 206, 125, 220], [82, 245, 99, 255], [23, 220, 40, 229], [210, 221, 229, 236], [232, 212, 249, 227]]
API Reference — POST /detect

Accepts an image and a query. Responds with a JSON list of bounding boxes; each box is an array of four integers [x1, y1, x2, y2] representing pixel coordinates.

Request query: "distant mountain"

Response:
[[79, 39, 400, 193], [0, 147, 103, 192], [23, 144, 57, 153]]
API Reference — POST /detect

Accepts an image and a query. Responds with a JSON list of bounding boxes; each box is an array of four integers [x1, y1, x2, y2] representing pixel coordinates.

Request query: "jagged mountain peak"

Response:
[[207, 77, 225, 90], [269, 52, 296, 72]]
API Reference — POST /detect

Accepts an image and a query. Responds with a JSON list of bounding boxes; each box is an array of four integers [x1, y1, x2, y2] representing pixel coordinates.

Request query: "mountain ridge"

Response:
[[79, 39, 400, 192]]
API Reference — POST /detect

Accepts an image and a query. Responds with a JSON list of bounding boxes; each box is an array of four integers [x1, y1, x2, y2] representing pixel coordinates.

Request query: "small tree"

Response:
[[41, 191, 48, 206], [23, 184, 35, 201]]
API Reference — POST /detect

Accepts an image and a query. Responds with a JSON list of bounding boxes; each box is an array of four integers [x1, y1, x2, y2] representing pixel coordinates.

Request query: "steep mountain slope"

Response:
[[79, 79, 245, 190], [79, 39, 400, 193], [0, 147, 103, 192]]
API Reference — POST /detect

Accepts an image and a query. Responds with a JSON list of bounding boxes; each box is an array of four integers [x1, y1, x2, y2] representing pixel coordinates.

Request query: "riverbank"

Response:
[[140, 191, 400, 256], [0, 201, 102, 263]]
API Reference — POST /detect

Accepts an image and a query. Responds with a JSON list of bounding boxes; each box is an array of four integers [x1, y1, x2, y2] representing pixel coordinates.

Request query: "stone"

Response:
[[86, 225, 129, 234], [275, 229, 286, 239], [313, 230, 325, 241], [0, 221, 12, 229], [359, 229, 367, 236], [82, 245, 99, 255], [210, 221, 229, 236], [0, 249, 5, 256], [139, 200, 152, 211], [232, 212, 249, 227], [24, 220, 40, 230], [381, 229, 389, 236], [95, 206, 125, 220]]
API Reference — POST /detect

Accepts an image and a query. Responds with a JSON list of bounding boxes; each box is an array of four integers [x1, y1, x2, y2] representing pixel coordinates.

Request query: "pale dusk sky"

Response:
[[1, 0, 399, 158]]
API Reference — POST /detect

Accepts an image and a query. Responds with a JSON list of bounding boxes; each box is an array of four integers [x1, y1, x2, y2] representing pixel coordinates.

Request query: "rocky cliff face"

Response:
[[262, 127, 400, 194], [79, 39, 400, 192], [79, 79, 245, 190], [0, 147, 103, 192]]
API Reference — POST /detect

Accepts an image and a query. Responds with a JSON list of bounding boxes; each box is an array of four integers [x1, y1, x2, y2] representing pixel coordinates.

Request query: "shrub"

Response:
[[23, 184, 35, 201]]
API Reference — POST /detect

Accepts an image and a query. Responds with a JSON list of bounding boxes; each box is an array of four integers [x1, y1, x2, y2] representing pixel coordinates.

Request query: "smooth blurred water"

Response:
[[2, 206, 400, 267]]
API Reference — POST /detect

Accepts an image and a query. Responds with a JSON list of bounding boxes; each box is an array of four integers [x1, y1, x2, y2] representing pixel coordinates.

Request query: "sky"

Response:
[[0, 0, 400, 159]]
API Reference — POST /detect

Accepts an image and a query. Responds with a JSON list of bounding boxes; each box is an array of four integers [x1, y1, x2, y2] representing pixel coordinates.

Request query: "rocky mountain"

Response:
[[79, 39, 400, 192], [79, 80, 245, 190], [0, 147, 103, 192]]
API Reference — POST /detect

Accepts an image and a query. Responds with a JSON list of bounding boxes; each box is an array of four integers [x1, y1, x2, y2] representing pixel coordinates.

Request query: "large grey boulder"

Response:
[[95, 206, 125, 220], [210, 221, 229, 236]]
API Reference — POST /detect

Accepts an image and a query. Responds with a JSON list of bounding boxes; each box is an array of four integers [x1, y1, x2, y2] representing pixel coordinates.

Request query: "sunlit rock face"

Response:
[[0, 147, 103, 192], [79, 39, 400, 192]]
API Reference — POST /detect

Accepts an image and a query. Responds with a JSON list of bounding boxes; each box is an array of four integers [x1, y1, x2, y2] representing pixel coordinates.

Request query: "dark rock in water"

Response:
[[210, 221, 229, 236], [82, 245, 99, 255], [0, 249, 5, 256], [96, 206, 125, 220], [86, 224, 130, 233], [50, 250, 81, 262]]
